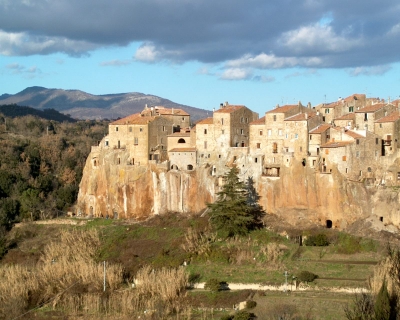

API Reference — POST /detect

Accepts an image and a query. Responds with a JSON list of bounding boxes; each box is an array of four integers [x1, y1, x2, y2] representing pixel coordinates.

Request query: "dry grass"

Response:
[[181, 227, 216, 256], [0, 228, 192, 319]]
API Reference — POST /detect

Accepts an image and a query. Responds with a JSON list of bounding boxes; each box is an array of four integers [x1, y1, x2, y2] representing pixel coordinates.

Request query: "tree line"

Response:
[[0, 111, 108, 240]]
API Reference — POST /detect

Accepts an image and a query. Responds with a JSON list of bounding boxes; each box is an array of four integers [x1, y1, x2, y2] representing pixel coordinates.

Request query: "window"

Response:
[[129, 127, 132, 132], [204, 141, 207, 149], [267, 129, 272, 136], [273, 115, 277, 121], [380, 124, 383, 128], [273, 142, 278, 153], [349, 106, 354, 112], [116, 126, 118, 132], [342, 156, 347, 161], [259, 130, 263, 136], [278, 129, 283, 136], [246, 118, 248, 123], [134, 137, 138, 145], [376, 138, 379, 145], [162, 126, 166, 131], [105, 140, 109, 146], [364, 113, 368, 121], [356, 139, 359, 145], [325, 109, 330, 114], [356, 151, 360, 157], [295, 133, 298, 139], [178, 138, 185, 143], [325, 149, 329, 154], [300, 147, 302, 152], [285, 134, 288, 139], [182, 117, 185, 121], [117, 158, 121, 164], [140, 127, 143, 132], [255, 158, 258, 163], [222, 129, 224, 134], [241, 117, 244, 123], [309, 135, 312, 140], [256, 143, 261, 148], [204, 129, 207, 134], [221, 118, 224, 125], [241, 129, 244, 135]]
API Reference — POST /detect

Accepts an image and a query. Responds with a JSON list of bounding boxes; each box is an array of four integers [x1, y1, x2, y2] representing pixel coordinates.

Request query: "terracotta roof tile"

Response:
[[321, 141, 353, 148], [375, 112, 400, 123], [285, 112, 317, 121], [214, 105, 245, 113], [265, 105, 298, 114], [355, 103, 385, 113], [309, 124, 331, 134], [111, 113, 155, 125], [250, 116, 265, 125], [343, 94, 365, 102], [334, 113, 355, 121], [343, 130, 364, 139], [196, 117, 213, 125]]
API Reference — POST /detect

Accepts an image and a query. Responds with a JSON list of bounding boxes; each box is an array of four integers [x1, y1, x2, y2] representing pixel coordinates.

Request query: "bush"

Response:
[[234, 310, 256, 320], [246, 300, 257, 309], [220, 315, 234, 320], [204, 278, 228, 292], [297, 271, 318, 283], [304, 233, 329, 246]]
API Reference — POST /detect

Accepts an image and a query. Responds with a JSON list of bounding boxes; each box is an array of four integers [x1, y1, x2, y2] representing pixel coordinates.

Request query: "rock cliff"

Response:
[[77, 146, 400, 230]]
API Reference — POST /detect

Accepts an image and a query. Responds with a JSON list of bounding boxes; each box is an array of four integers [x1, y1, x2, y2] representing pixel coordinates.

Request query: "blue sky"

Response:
[[1, 0, 400, 115]]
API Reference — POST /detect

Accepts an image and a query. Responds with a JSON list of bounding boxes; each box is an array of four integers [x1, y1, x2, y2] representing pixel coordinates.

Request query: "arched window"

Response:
[[178, 138, 186, 143]]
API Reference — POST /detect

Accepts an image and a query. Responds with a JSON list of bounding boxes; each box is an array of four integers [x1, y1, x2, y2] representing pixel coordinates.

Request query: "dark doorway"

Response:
[[326, 220, 332, 228]]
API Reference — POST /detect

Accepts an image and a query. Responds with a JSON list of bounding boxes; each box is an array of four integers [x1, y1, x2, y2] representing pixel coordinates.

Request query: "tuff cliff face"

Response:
[[77, 146, 400, 229]]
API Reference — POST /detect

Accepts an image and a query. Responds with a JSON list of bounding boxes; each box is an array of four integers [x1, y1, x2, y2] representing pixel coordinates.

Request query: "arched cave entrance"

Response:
[[187, 164, 193, 170], [178, 138, 186, 143], [326, 220, 332, 228]]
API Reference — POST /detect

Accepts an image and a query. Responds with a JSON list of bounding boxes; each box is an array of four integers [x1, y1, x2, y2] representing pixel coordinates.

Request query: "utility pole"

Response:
[[283, 271, 289, 292], [103, 261, 106, 292]]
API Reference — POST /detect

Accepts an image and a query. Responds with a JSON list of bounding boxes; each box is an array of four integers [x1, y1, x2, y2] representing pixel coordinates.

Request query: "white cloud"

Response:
[[226, 53, 323, 69], [347, 65, 391, 76], [100, 59, 132, 67], [134, 43, 161, 63], [219, 68, 253, 80], [280, 24, 362, 54]]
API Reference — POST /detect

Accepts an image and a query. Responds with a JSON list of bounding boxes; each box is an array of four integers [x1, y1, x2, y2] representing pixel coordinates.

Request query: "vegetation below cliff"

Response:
[[0, 213, 388, 319]]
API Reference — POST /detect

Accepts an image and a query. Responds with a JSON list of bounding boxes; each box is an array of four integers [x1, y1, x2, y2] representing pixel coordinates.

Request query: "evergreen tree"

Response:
[[207, 167, 264, 237], [375, 279, 391, 320]]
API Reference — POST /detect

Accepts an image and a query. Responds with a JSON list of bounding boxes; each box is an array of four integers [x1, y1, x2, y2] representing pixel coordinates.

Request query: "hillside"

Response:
[[0, 87, 210, 121], [0, 104, 75, 122]]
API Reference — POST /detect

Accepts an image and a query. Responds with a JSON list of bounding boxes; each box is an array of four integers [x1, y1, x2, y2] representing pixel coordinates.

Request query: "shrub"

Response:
[[220, 315, 234, 320], [304, 233, 329, 246], [234, 310, 256, 320], [297, 271, 318, 283], [246, 300, 257, 309], [204, 278, 228, 292]]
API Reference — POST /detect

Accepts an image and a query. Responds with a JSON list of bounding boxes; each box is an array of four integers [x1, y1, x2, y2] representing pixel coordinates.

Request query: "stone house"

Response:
[[308, 123, 331, 168], [354, 103, 396, 132], [167, 129, 197, 171], [195, 103, 258, 166], [105, 106, 190, 166]]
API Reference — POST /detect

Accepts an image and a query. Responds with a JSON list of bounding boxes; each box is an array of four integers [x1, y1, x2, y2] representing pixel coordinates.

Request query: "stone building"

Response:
[[104, 106, 190, 166], [167, 129, 197, 171]]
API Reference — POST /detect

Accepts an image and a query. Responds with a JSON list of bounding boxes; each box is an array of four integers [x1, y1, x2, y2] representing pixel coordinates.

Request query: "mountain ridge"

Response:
[[0, 87, 210, 121]]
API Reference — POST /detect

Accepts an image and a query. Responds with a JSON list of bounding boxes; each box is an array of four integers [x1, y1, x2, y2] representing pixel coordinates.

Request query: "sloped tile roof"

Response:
[[321, 141, 353, 148], [285, 112, 317, 121], [334, 113, 355, 121], [195, 117, 213, 125], [355, 103, 385, 113], [309, 124, 331, 134], [375, 112, 400, 123], [265, 105, 298, 114], [250, 116, 265, 125], [111, 113, 155, 125], [214, 105, 245, 113]]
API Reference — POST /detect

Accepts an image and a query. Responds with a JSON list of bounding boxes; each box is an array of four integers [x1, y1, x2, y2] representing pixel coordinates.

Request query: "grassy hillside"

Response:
[[0, 213, 385, 319]]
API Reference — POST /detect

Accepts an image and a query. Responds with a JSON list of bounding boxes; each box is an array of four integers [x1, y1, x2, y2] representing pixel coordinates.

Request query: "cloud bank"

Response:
[[1, 0, 399, 74]]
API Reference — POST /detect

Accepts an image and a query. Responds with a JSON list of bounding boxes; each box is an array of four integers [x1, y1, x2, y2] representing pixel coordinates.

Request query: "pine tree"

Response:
[[374, 279, 391, 320], [207, 167, 264, 237]]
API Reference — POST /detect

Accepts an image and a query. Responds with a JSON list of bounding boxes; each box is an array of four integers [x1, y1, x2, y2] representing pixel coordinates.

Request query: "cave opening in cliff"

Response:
[[326, 220, 332, 228], [380, 216, 383, 222]]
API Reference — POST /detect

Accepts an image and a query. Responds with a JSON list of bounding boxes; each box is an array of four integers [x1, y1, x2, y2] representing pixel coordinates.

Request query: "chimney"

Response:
[[305, 113, 308, 120], [220, 103, 223, 108], [307, 102, 311, 109], [224, 101, 229, 107]]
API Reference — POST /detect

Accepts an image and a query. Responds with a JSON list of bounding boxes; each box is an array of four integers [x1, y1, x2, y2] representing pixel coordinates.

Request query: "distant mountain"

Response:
[[0, 87, 211, 121], [0, 104, 76, 122]]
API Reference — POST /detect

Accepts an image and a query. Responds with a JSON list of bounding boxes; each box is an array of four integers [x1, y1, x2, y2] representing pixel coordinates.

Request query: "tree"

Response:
[[344, 292, 375, 320], [207, 167, 264, 237]]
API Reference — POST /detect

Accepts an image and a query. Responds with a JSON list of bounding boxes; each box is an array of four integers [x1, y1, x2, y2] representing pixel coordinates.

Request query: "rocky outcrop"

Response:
[[77, 147, 400, 230]]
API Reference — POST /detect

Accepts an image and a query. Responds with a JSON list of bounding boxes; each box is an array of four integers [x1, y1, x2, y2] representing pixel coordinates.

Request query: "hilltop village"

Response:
[[78, 94, 400, 230]]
